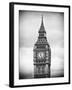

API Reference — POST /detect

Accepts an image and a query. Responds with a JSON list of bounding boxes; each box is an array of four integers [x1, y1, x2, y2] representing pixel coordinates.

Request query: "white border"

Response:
[[14, 4, 69, 86]]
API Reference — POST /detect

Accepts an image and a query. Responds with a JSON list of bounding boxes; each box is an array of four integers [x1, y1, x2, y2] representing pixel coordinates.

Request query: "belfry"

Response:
[[33, 15, 51, 78]]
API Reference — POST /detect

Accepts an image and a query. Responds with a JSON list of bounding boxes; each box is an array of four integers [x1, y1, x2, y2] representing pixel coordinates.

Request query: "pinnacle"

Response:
[[38, 15, 46, 33]]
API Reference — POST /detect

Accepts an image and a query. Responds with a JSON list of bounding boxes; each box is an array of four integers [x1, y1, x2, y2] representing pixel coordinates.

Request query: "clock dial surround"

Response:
[[37, 52, 45, 59]]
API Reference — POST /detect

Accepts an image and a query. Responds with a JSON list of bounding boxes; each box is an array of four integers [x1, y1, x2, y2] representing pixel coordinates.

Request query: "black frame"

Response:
[[9, 2, 70, 88]]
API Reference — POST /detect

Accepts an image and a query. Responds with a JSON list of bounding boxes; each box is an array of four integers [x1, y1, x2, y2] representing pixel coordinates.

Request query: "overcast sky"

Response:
[[19, 11, 64, 79]]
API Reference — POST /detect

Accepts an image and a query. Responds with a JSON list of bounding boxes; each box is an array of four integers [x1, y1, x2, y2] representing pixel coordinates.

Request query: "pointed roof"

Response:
[[34, 15, 50, 46], [38, 15, 46, 33]]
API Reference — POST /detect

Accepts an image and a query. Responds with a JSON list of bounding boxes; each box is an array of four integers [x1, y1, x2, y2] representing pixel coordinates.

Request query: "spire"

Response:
[[41, 14, 43, 26], [38, 15, 46, 33], [35, 15, 49, 45]]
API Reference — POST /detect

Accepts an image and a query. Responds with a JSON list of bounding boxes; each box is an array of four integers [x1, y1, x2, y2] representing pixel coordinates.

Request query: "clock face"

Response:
[[37, 52, 45, 59]]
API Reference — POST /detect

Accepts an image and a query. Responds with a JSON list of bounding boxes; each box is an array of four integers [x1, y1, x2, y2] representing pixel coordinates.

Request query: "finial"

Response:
[[41, 14, 43, 22], [38, 14, 46, 33], [41, 14, 43, 19], [41, 14, 43, 26]]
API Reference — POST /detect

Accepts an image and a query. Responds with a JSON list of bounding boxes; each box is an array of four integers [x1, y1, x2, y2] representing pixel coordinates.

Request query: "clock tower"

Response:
[[33, 16, 51, 78]]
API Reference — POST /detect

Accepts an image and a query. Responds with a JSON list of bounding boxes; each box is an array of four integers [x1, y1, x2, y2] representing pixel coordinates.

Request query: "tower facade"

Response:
[[33, 16, 51, 78]]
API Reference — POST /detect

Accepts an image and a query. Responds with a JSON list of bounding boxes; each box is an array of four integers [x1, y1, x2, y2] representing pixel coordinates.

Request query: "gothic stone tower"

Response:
[[33, 16, 51, 78]]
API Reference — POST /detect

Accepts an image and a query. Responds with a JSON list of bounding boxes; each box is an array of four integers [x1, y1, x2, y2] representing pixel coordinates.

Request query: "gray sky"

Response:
[[19, 11, 64, 78]]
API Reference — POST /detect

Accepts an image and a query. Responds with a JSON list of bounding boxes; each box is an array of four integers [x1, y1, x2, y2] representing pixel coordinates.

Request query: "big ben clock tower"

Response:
[[33, 16, 51, 78]]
